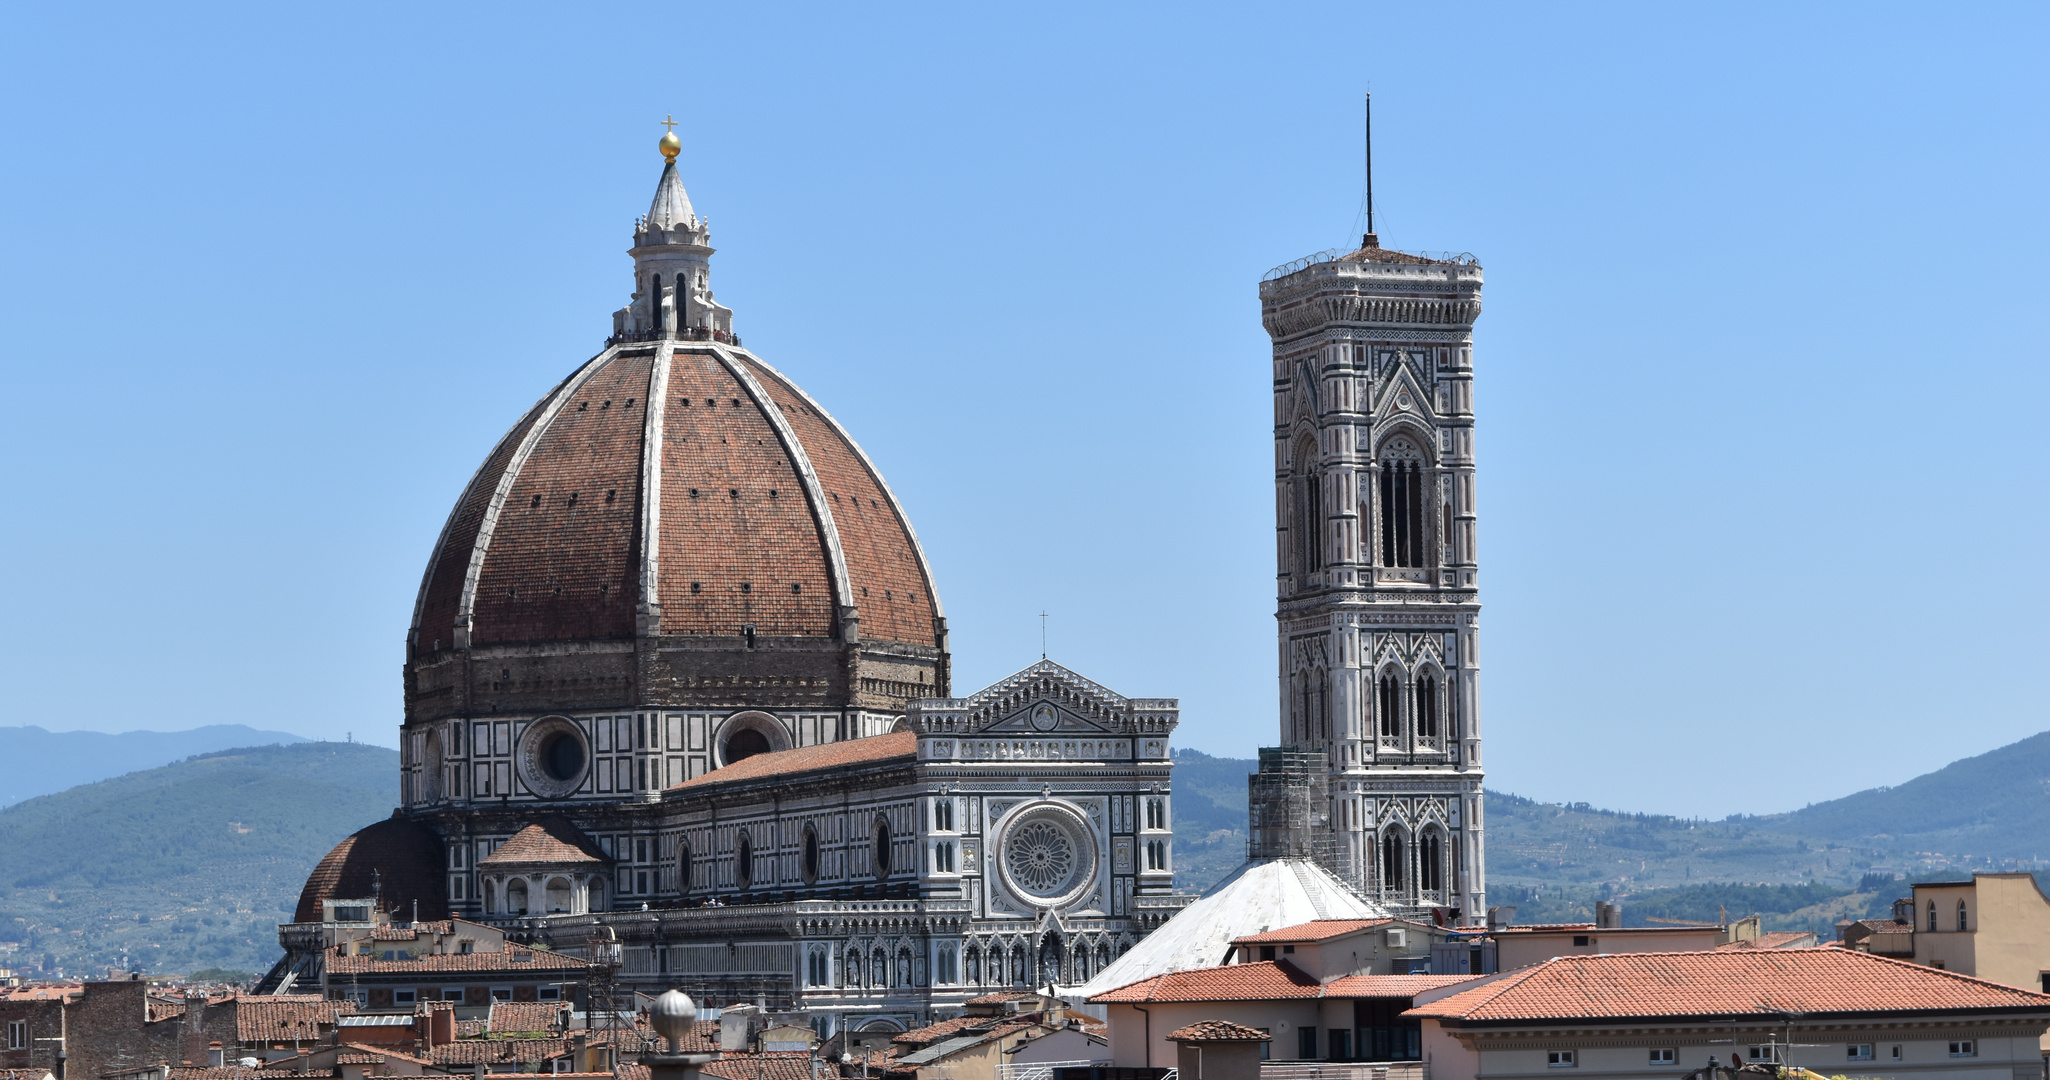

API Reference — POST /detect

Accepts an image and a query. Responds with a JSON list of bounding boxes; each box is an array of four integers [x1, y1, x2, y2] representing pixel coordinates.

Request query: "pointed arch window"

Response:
[[1958, 899, 1969, 932], [1421, 833, 1443, 893], [1378, 438, 1427, 568], [1381, 833, 1405, 892], [1928, 900, 1938, 932], [1295, 440, 1323, 581], [1377, 673, 1402, 742], [1416, 673, 1440, 741]]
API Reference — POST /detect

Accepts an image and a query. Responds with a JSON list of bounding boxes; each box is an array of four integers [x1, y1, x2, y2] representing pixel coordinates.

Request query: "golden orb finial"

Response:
[[659, 115, 680, 162]]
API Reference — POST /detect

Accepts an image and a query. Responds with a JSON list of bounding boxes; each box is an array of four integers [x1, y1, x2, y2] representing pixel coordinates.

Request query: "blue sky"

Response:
[[2, 3, 2043, 819]]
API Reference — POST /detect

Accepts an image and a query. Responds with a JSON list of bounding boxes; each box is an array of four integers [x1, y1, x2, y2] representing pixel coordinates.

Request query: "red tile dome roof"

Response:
[[403, 344, 947, 719], [295, 816, 448, 923]]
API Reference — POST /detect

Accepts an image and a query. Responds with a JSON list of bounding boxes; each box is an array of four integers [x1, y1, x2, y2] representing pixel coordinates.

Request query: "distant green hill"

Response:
[[0, 742, 396, 978], [0, 725, 308, 807], [1771, 729, 2050, 860], [1172, 729, 2050, 937]]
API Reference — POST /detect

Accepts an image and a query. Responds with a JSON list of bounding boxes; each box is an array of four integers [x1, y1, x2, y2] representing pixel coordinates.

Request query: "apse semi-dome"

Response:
[[401, 142, 947, 729], [294, 816, 448, 923]]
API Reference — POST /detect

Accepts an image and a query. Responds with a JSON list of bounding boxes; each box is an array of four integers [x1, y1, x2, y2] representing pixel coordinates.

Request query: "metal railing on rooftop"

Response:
[[1261, 247, 1479, 282]]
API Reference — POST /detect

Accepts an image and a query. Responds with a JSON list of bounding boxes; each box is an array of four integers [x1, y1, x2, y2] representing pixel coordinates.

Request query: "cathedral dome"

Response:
[[402, 146, 945, 724], [403, 346, 946, 717]]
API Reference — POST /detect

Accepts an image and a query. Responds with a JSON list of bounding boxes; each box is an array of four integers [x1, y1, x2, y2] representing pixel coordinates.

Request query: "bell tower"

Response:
[[1259, 235, 1486, 921]]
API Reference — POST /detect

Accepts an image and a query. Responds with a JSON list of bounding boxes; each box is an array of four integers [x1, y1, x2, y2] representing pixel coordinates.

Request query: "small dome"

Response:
[[295, 816, 448, 924]]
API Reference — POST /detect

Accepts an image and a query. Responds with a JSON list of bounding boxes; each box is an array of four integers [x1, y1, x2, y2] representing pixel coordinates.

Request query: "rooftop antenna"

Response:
[[1363, 92, 1378, 248]]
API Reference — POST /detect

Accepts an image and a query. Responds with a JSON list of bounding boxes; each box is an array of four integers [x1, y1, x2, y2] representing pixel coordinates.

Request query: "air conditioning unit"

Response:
[[1385, 928, 1407, 948]]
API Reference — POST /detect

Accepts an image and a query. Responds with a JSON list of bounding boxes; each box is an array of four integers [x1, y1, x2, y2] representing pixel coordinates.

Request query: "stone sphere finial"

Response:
[[648, 988, 697, 1053]]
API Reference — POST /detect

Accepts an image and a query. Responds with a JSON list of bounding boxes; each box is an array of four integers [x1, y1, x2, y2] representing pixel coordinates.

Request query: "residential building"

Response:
[[1407, 948, 2050, 1080], [1090, 963, 1476, 1068], [1224, 919, 1457, 977]]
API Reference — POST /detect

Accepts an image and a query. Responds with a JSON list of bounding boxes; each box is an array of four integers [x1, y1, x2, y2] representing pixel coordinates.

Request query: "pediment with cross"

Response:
[[908, 659, 1176, 737]]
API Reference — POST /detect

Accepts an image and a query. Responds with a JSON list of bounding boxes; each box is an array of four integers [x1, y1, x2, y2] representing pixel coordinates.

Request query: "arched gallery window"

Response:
[[1379, 438, 1427, 568], [1377, 673, 1402, 739], [1416, 674, 1439, 740], [1381, 833, 1405, 891], [1420, 834, 1443, 893]]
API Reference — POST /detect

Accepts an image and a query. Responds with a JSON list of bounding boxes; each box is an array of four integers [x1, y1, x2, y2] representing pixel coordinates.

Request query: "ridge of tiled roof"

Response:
[[1321, 974, 1484, 997], [670, 730, 916, 791], [1408, 948, 2050, 1024], [1233, 918, 1399, 944], [479, 818, 609, 867], [1168, 1021, 1269, 1042]]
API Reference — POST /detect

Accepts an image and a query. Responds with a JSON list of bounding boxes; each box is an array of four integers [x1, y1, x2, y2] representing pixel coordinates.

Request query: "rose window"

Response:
[[999, 805, 1095, 905]]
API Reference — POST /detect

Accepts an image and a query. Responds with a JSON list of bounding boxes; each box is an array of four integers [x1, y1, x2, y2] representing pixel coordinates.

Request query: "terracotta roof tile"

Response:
[[236, 997, 352, 1042], [428, 1039, 570, 1065], [1091, 961, 1322, 1003], [738, 356, 941, 651], [471, 352, 654, 646], [670, 730, 915, 791], [480, 819, 609, 867], [1233, 919, 1398, 945], [892, 1015, 991, 1045], [701, 1053, 817, 1080], [1408, 948, 2050, 1024], [1167, 1021, 1269, 1042], [1320, 975, 1484, 997], [328, 941, 588, 975], [489, 1001, 570, 1033]]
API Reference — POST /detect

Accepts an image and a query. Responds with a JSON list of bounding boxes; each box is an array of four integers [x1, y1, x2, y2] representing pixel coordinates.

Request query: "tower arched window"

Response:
[[1378, 438, 1427, 568], [1377, 673, 1402, 740], [1416, 673, 1439, 741], [1421, 833, 1443, 893], [1928, 900, 1938, 932], [1381, 833, 1405, 892], [1295, 437, 1322, 582], [1958, 899, 1969, 932]]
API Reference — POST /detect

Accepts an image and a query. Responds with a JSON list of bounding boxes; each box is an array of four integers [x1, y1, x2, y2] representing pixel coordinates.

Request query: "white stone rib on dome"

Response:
[[1063, 858, 1390, 1002]]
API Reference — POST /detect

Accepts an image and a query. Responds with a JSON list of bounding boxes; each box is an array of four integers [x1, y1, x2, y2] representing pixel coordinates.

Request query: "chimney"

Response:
[[1487, 906, 1517, 930]]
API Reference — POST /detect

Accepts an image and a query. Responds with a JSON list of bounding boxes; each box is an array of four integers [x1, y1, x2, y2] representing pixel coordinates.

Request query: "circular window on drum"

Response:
[[999, 804, 1096, 907], [515, 717, 588, 799]]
